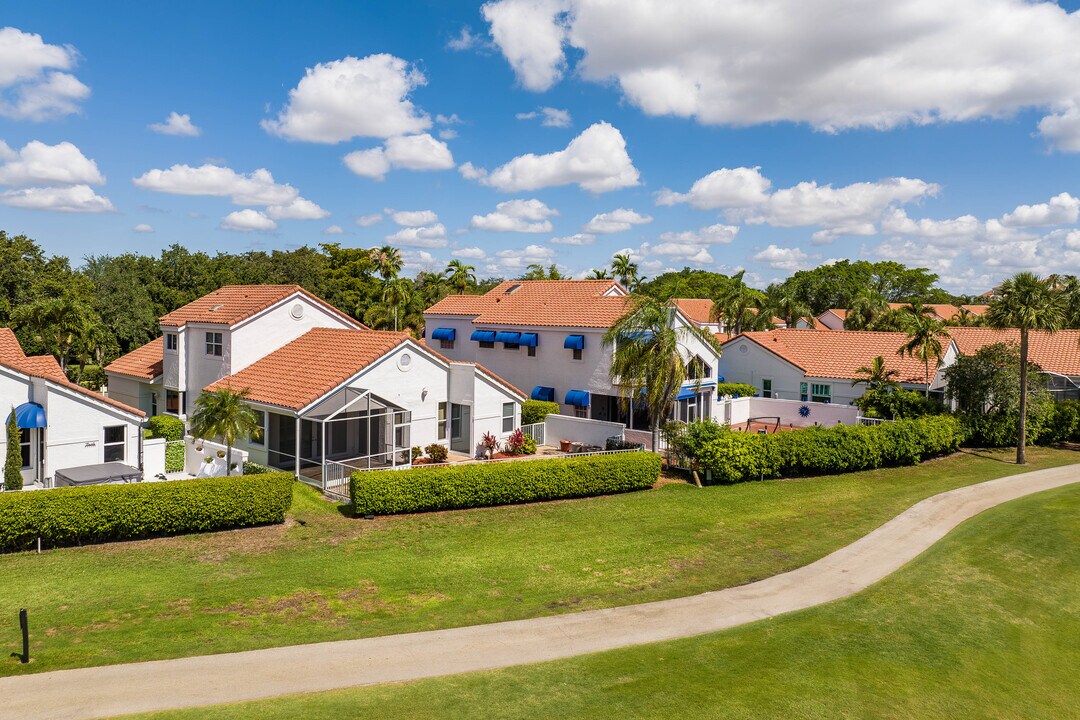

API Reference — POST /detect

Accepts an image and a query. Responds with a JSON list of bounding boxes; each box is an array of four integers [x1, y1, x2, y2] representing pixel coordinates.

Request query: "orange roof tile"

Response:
[[205, 328, 415, 411], [724, 329, 933, 384], [671, 298, 715, 325], [947, 327, 1080, 375], [820, 309, 848, 321], [425, 280, 630, 328], [160, 284, 362, 329], [105, 337, 163, 380], [959, 304, 990, 316], [0, 328, 144, 417], [886, 303, 960, 321]]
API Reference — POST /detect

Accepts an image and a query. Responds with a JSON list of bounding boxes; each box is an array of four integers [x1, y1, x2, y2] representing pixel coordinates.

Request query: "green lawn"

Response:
[[1, 447, 1076, 678], [121, 479, 1080, 720]]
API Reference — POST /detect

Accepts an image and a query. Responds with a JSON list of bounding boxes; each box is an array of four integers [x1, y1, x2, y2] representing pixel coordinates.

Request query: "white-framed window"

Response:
[[165, 333, 178, 351], [762, 378, 773, 398], [19, 428, 31, 468], [800, 382, 809, 402], [440, 339, 454, 350], [103, 426, 126, 462], [438, 402, 447, 440], [811, 383, 832, 403], [205, 331, 223, 357], [150, 392, 158, 416], [574, 406, 588, 418], [250, 411, 265, 446], [572, 348, 583, 361], [502, 402, 515, 433]]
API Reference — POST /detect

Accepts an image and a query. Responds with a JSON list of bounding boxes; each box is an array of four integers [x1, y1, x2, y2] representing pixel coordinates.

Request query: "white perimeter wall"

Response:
[[721, 396, 859, 427], [545, 414, 625, 447]]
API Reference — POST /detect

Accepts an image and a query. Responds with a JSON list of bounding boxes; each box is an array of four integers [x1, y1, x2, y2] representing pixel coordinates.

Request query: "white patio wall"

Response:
[[544, 414, 625, 448], [720, 396, 859, 428], [143, 437, 167, 480], [183, 436, 248, 477]]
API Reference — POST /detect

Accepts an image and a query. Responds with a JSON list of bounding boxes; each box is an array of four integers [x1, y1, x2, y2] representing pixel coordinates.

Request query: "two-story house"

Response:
[[423, 280, 723, 432]]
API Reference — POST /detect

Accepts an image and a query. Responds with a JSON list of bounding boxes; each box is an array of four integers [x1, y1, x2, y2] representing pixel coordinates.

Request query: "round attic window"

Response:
[[397, 352, 413, 372], [738, 344, 748, 354], [290, 303, 304, 320]]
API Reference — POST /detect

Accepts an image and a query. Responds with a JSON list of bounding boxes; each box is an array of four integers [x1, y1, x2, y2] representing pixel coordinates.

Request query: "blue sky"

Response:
[[2, 1, 1079, 293]]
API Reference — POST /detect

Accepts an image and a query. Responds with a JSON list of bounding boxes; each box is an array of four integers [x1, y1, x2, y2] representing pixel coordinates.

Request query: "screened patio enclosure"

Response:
[[264, 387, 412, 480]]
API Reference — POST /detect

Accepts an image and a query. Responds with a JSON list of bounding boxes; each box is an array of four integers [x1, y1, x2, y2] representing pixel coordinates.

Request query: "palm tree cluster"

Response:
[[189, 388, 262, 476]]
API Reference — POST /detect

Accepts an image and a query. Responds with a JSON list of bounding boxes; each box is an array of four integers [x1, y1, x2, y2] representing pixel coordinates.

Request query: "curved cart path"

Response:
[[3, 463, 1078, 720]]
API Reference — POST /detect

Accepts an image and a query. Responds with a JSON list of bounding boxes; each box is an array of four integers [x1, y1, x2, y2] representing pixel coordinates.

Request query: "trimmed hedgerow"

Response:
[[522, 399, 560, 425], [687, 416, 963, 484], [0, 473, 294, 552], [714, 382, 759, 398], [164, 440, 185, 473], [351, 451, 661, 515], [146, 414, 185, 441]]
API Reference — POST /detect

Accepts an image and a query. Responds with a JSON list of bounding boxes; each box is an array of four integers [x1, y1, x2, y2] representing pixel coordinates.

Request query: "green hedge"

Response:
[[689, 416, 963, 483], [352, 451, 661, 515], [714, 382, 759, 397], [164, 440, 185, 473], [961, 400, 1080, 447], [0, 473, 294, 552], [522, 399, 560, 425], [146, 415, 185, 441]]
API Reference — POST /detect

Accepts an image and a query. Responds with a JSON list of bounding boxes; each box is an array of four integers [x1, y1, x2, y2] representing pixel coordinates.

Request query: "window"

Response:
[[165, 333, 178, 351], [504, 341, 519, 350], [438, 402, 447, 440], [440, 339, 454, 350], [19, 428, 31, 468], [166, 389, 180, 415], [687, 357, 711, 379], [103, 426, 125, 462], [205, 331, 223, 356], [527, 345, 536, 357], [150, 393, 158, 416], [811, 383, 832, 403], [574, 406, 588, 418], [572, 348, 582, 361], [250, 411, 265, 445], [479, 340, 495, 349], [800, 382, 808, 402], [762, 378, 773, 399], [502, 402, 515, 433]]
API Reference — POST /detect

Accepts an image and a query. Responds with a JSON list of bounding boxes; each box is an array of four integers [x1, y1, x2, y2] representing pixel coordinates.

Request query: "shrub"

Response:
[[0, 473, 294, 552], [480, 432, 499, 456], [961, 398, 1079, 447], [714, 382, 759, 398], [425, 443, 448, 462], [146, 415, 185, 441], [686, 416, 963, 484], [79, 365, 108, 391], [854, 388, 943, 419], [165, 440, 185, 473], [4, 411, 22, 492], [522, 399, 559, 425], [352, 451, 661, 515], [522, 436, 538, 455], [506, 428, 527, 455], [243, 461, 273, 475], [411, 446, 424, 462]]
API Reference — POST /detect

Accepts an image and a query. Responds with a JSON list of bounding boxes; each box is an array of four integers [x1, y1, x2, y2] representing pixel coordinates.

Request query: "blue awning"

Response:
[[621, 330, 654, 341], [13, 402, 46, 429], [565, 389, 590, 407], [430, 327, 456, 341], [495, 331, 522, 344], [519, 333, 538, 347], [564, 334, 585, 350], [716, 376, 725, 383], [471, 330, 496, 342], [530, 386, 555, 402], [675, 387, 696, 401]]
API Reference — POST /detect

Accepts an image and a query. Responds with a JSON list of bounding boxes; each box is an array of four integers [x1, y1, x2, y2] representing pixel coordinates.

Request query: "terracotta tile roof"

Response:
[[204, 328, 415, 411], [886, 303, 960, 321], [160, 284, 362, 329], [947, 327, 1080, 375], [959, 304, 990, 316], [819, 309, 848, 321], [0, 328, 144, 417], [671, 298, 715, 325], [724, 329, 933, 384], [105, 337, 163, 380], [425, 280, 630, 328]]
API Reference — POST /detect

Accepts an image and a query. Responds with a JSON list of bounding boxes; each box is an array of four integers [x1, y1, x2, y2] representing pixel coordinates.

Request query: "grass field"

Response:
[[121, 479, 1080, 719], [0, 447, 1076, 678]]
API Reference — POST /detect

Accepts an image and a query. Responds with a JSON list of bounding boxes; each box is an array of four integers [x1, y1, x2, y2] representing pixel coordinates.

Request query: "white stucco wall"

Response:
[[545, 414, 624, 447], [230, 295, 359, 373], [718, 339, 807, 400], [106, 375, 162, 417], [143, 437, 167, 479], [720, 396, 859, 428]]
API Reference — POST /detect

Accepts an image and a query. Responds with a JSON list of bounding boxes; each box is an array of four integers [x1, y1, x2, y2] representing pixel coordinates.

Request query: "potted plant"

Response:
[[425, 443, 449, 463], [216, 450, 226, 459], [559, 439, 572, 453], [480, 432, 499, 459]]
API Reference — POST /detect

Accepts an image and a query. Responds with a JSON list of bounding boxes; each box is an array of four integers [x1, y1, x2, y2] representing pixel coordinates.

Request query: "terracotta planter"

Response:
[[559, 439, 572, 453]]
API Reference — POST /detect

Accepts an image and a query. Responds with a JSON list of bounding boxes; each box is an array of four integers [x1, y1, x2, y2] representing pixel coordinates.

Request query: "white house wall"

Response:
[[106, 375, 161, 417], [230, 295, 358, 374], [718, 339, 807, 400]]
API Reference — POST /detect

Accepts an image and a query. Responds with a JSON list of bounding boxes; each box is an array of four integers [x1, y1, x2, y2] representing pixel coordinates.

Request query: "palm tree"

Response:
[[370, 245, 404, 282], [851, 355, 899, 391], [985, 272, 1066, 464], [844, 291, 887, 330], [587, 268, 612, 280], [711, 270, 767, 335], [11, 295, 99, 372], [611, 253, 638, 289], [765, 286, 814, 328], [897, 314, 949, 398], [190, 388, 262, 476], [603, 297, 722, 451], [444, 260, 476, 294], [381, 277, 413, 332]]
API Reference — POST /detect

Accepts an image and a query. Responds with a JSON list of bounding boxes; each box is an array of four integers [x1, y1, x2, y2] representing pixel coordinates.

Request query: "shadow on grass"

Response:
[[956, 448, 1020, 465]]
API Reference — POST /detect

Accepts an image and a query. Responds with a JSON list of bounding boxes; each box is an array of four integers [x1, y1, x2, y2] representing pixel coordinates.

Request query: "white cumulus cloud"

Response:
[[751, 245, 811, 272], [583, 208, 652, 234], [655, 167, 772, 209], [0, 140, 104, 186], [0, 184, 113, 213], [220, 209, 277, 232], [482, 0, 569, 91], [355, 213, 383, 227], [657, 223, 739, 245], [343, 133, 454, 180], [149, 112, 201, 136], [389, 209, 439, 226], [0, 27, 90, 120], [452, 246, 487, 259], [470, 198, 558, 233], [550, 233, 595, 245], [385, 223, 448, 248], [516, 106, 572, 127], [323, 224, 344, 235], [1000, 192, 1080, 227], [133, 223, 154, 233]]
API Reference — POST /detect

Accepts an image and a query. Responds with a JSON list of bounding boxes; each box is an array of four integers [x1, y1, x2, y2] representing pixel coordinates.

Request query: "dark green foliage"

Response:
[[351, 452, 661, 514], [714, 382, 759, 397], [78, 365, 108, 391], [424, 443, 449, 462], [0, 473, 294, 551], [522, 400, 560, 425], [854, 388, 943, 419], [637, 269, 733, 301], [4, 411, 22, 492], [674, 416, 963, 483], [243, 461, 274, 475], [961, 399, 1080, 447], [165, 440, 185, 473], [146, 414, 185, 441]]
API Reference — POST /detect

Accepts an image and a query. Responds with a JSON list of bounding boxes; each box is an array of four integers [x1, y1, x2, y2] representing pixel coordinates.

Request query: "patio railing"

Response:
[[349, 446, 646, 474], [856, 416, 893, 426], [519, 422, 545, 446]]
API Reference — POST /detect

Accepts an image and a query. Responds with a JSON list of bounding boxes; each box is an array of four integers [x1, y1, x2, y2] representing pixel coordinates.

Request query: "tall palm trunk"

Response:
[[1017, 329, 1028, 465], [651, 421, 659, 455], [924, 358, 930, 398], [225, 440, 233, 476]]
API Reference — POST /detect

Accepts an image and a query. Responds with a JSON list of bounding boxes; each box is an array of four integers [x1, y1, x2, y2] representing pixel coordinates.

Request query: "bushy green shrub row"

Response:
[[164, 440, 185, 473], [351, 451, 661, 515], [146, 415, 185, 441], [678, 416, 963, 484], [243, 461, 274, 475], [522, 399, 560, 425], [0, 473, 294, 552], [960, 400, 1080, 447], [714, 382, 759, 397]]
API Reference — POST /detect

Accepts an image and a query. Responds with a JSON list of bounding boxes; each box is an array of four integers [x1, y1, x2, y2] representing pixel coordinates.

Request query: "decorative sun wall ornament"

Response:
[[798, 405, 811, 418]]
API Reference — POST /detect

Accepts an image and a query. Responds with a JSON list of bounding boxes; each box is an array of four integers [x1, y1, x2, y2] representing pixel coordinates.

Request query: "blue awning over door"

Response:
[[530, 386, 555, 402], [675, 387, 696, 401], [621, 330, 654, 341], [471, 330, 496, 342], [565, 390, 590, 407], [430, 327, 456, 341], [563, 334, 585, 350], [519, 333, 538, 347], [13, 402, 46, 429], [495, 331, 522, 344]]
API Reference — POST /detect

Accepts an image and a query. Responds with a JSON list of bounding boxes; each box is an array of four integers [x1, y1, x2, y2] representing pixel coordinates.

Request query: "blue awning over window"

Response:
[[495, 331, 521, 344], [430, 327, 456, 341], [565, 389, 590, 407], [621, 330, 654, 341], [675, 387, 696, 401], [530, 386, 555, 402], [519, 332, 538, 347], [716, 376, 725, 383], [564, 334, 585, 350], [471, 330, 496, 343], [13, 402, 46, 429]]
